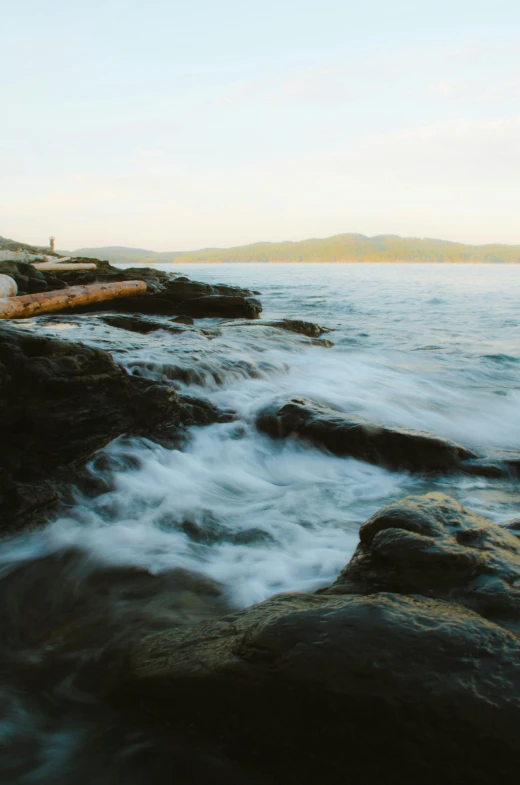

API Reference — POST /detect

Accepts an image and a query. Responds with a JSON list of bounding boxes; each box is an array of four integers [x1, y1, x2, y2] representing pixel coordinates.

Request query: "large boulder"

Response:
[[0, 325, 218, 529], [257, 397, 476, 473], [327, 492, 520, 630], [113, 494, 520, 785]]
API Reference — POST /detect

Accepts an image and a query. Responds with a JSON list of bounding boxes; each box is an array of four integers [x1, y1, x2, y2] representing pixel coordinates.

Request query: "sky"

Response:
[[2, 0, 520, 251]]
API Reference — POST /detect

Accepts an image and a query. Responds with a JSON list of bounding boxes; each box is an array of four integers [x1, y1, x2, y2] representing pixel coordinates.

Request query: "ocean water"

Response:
[[1, 263, 520, 781]]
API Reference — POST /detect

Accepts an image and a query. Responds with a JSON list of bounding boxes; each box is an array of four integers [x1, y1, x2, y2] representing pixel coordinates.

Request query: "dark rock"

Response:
[[0, 547, 231, 660], [113, 494, 520, 785], [0, 261, 69, 294], [328, 492, 520, 631], [257, 397, 476, 473], [163, 279, 213, 300], [166, 277, 253, 299], [171, 315, 194, 325], [100, 314, 190, 335], [460, 452, 520, 479], [178, 516, 273, 546], [0, 325, 218, 530], [218, 318, 331, 338], [270, 319, 332, 338], [0, 544, 268, 785], [312, 337, 334, 347], [501, 518, 520, 536], [213, 282, 257, 298], [80, 295, 188, 316], [177, 295, 262, 319]]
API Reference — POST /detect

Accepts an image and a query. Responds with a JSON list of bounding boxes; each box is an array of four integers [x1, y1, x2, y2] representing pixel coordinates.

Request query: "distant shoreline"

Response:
[[141, 259, 520, 264]]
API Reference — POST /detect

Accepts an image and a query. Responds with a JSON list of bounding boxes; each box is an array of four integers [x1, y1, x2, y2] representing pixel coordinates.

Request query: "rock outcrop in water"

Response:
[[0, 259, 262, 319], [223, 318, 332, 337], [176, 294, 262, 319], [218, 318, 335, 346], [268, 318, 332, 337], [327, 493, 520, 624], [257, 397, 476, 473], [0, 324, 219, 530], [113, 493, 520, 785], [100, 314, 195, 334]]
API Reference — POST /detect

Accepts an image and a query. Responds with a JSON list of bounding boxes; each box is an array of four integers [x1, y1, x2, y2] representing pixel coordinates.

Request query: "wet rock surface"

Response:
[[177, 295, 262, 319], [268, 318, 332, 337], [112, 493, 520, 785], [220, 317, 332, 337], [257, 397, 476, 473], [100, 313, 193, 335], [0, 545, 264, 785], [0, 547, 232, 665], [460, 451, 520, 479], [0, 324, 218, 530], [328, 492, 520, 631]]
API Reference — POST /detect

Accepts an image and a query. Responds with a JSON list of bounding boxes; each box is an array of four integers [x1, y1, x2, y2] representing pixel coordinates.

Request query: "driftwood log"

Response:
[[0, 280, 147, 320], [32, 262, 97, 271]]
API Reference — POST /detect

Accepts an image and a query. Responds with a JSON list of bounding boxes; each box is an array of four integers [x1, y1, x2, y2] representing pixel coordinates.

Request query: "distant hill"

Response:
[[69, 234, 520, 264], [67, 246, 158, 265], [0, 235, 52, 253]]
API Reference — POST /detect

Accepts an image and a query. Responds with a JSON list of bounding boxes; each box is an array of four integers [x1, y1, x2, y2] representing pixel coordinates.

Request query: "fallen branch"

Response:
[[0, 280, 147, 320]]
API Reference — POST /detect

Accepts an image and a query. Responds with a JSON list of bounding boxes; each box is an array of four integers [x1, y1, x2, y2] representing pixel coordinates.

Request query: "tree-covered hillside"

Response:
[[67, 233, 520, 264]]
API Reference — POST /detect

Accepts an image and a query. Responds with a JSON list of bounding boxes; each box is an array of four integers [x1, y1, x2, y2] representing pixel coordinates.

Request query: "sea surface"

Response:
[[1, 263, 520, 782]]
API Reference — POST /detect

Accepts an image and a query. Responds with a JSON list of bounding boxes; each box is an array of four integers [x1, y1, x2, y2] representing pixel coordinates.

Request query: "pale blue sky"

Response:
[[2, 0, 520, 250]]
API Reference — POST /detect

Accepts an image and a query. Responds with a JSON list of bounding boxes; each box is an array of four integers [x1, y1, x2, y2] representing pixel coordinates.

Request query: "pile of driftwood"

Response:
[[0, 259, 146, 320]]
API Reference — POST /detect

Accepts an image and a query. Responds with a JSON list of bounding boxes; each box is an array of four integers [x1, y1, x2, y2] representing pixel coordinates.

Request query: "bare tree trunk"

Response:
[[0, 280, 147, 319]]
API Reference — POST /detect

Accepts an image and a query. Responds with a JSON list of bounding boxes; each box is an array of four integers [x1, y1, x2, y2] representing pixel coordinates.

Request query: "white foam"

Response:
[[35, 424, 412, 607]]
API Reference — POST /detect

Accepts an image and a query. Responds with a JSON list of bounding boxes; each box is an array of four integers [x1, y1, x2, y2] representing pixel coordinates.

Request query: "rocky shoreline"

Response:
[[1, 257, 519, 783], [113, 492, 520, 785], [0, 258, 262, 530]]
